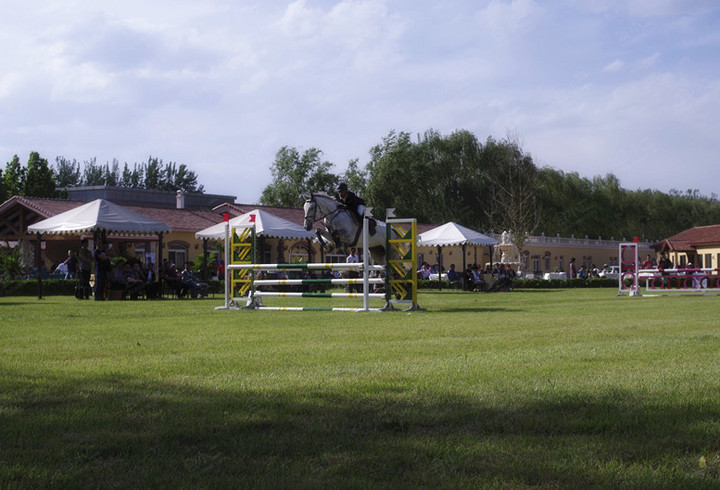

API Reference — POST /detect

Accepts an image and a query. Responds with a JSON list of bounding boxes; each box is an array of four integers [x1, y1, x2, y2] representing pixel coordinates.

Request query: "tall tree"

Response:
[[24, 152, 56, 198], [54, 157, 81, 188], [483, 135, 539, 255], [82, 157, 104, 186], [102, 159, 121, 187], [260, 146, 338, 208], [341, 159, 368, 199], [144, 157, 162, 190], [3, 155, 25, 198]]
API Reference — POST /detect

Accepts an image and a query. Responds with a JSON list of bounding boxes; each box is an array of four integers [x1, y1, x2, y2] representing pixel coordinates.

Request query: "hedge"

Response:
[[0, 279, 225, 297]]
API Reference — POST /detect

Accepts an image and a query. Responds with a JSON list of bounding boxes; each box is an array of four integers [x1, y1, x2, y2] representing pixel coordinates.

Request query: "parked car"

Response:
[[599, 265, 620, 279]]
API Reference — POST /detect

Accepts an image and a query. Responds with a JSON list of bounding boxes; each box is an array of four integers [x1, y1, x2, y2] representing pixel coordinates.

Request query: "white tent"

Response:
[[418, 222, 498, 285], [195, 208, 315, 240], [28, 199, 171, 235], [418, 221, 497, 247], [27, 199, 171, 300]]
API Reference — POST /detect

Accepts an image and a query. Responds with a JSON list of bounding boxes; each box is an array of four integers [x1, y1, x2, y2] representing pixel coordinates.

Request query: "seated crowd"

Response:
[[105, 259, 161, 300], [161, 260, 209, 299], [418, 261, 517, 292]]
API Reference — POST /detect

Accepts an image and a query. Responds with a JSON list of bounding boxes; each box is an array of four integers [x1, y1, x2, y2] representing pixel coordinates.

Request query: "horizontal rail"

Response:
[[253, 278, 384, 286], [228, 263, 385, 271], [252, 292, 387, 299], [253, 306, 385, 312]]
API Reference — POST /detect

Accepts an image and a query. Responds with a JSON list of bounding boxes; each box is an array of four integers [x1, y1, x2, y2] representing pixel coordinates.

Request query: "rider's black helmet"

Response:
[[337, 182, 348, 192]]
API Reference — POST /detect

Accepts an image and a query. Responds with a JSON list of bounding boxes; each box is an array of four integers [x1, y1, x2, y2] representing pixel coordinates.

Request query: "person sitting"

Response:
[[446, 263, 461, 288], [108, 260, 128, 299], [124, 262, 147, 299], [163, 263, 184, 297], [144, 262, 161, 299], [181, 262, 208, 298], [417, 262, 432, 280], [471, 265, 486, 291], [334, 182, 376, 235]]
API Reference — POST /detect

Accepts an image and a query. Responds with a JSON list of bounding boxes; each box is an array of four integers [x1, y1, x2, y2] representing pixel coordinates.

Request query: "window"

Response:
[[169, 247, 187, 267], [533, 257, 540, 272], [705, 254, 712, 269]]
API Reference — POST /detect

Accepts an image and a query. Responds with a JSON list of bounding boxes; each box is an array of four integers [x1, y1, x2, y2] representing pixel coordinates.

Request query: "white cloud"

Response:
[[602, 59, 626, 73], [0, 0, 719, 202]]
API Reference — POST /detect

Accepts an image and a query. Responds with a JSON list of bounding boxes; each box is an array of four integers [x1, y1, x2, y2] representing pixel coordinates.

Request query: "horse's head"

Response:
[[302, 195, 316, 231]]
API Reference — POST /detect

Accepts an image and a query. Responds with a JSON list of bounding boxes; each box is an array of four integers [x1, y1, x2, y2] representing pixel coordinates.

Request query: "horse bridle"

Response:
[[306, 196, 342, 225]]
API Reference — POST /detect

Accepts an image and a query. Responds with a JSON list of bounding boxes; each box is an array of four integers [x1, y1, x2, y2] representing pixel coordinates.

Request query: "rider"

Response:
[[334, 182, 376, 235]]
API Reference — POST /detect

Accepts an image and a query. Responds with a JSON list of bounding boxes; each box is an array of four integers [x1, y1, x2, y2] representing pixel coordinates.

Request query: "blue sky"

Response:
[[1, 0, 718, 203]]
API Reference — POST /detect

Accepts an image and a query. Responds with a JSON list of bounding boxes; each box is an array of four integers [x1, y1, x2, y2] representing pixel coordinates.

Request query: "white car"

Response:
[[599, 265, 620, 279]]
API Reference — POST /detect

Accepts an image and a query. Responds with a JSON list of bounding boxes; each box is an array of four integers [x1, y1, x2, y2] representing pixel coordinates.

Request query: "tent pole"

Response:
[[36, 232, 43, 300], [158, 232, 164, 297], [202, 238, 209, 281]]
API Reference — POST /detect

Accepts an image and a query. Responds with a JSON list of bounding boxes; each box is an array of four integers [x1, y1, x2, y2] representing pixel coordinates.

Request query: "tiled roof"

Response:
[[0, 196, 85, 217], [2, 195, 449, 236], [665, 225, 720, 246], [651, 225, 720, 252]]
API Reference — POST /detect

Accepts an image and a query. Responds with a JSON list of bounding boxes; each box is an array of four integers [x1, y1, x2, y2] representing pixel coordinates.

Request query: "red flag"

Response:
[[222, 213, 230, 222], [249, 214, 256, 223]]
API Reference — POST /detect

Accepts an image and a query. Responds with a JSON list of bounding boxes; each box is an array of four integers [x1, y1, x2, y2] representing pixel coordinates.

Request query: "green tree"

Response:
[[483, 135, 539, 254], [172, 163, 202, 192], [24, 152, 56, 198], [103, 159, 121, 187], [260, 146, 338, 208], [341, 159, 368, 198], [54, 157, 82, 188], [144, 157, 162, 190], [3, 155, 25, 198], [82, 158, 104, 186]]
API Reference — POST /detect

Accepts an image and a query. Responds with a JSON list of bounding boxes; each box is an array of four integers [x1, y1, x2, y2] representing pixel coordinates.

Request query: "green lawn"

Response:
[[1, 290, 720, 488]]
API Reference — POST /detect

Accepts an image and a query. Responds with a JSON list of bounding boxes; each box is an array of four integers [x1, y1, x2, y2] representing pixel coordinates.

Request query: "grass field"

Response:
[[1, 289, 720, 488]]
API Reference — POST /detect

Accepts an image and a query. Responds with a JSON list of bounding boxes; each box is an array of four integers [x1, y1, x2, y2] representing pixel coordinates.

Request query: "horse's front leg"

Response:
[[316, 229, 336, 250]]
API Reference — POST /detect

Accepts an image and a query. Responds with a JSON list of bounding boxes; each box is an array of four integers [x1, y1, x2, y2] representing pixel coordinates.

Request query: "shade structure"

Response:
[[27, 199, 171, 235], [195, 208, 315, 240], [417, 221, 497, 247]]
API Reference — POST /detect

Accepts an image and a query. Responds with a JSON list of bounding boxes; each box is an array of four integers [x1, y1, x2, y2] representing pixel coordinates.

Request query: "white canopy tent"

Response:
[[27, 199, 171, 299], [195, 208, 314, 240], [28, 199, 171, 235], [418, 221, 497, 248], [418, 222, 498, 285]]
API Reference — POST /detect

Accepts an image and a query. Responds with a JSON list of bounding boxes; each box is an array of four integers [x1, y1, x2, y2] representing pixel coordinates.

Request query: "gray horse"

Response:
[[303, 192, 387, 265]]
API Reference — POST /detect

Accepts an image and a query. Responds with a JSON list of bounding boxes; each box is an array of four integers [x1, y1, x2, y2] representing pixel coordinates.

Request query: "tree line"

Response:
[[0, 153, 203, 202], [259, 129, 720, 245]]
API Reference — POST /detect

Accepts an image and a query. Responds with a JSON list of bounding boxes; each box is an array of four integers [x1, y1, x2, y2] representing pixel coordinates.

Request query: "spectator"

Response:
[[60, 249, 78, 279], [93, 239, 111, 301], [77, 238, 93, 299], [658, 252, 673, 269], [446, 263, 461, 288]]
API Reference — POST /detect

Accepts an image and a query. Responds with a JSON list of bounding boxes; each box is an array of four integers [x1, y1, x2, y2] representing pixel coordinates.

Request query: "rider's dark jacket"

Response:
[[334, 191, 365, 222]]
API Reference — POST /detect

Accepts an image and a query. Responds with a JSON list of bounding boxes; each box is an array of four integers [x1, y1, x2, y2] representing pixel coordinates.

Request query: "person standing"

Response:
[[77, 238, 93, 299], [93, 239, 111, 301], [569, 257, 577, 279], [346, 247, 359, 293]]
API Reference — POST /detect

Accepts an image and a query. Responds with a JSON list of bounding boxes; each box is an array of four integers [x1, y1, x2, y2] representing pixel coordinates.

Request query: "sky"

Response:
[[1, 0, 719, 203]]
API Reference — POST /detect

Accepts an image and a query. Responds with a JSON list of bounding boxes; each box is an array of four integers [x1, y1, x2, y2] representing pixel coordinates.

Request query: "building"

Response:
[[651, 225, 720, 269], [0, 186, 654, 278]]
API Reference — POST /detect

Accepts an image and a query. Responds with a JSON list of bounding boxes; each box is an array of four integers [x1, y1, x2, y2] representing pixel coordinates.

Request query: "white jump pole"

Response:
[[215, 218, 231, 310], [362, 208, 371, 312]]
